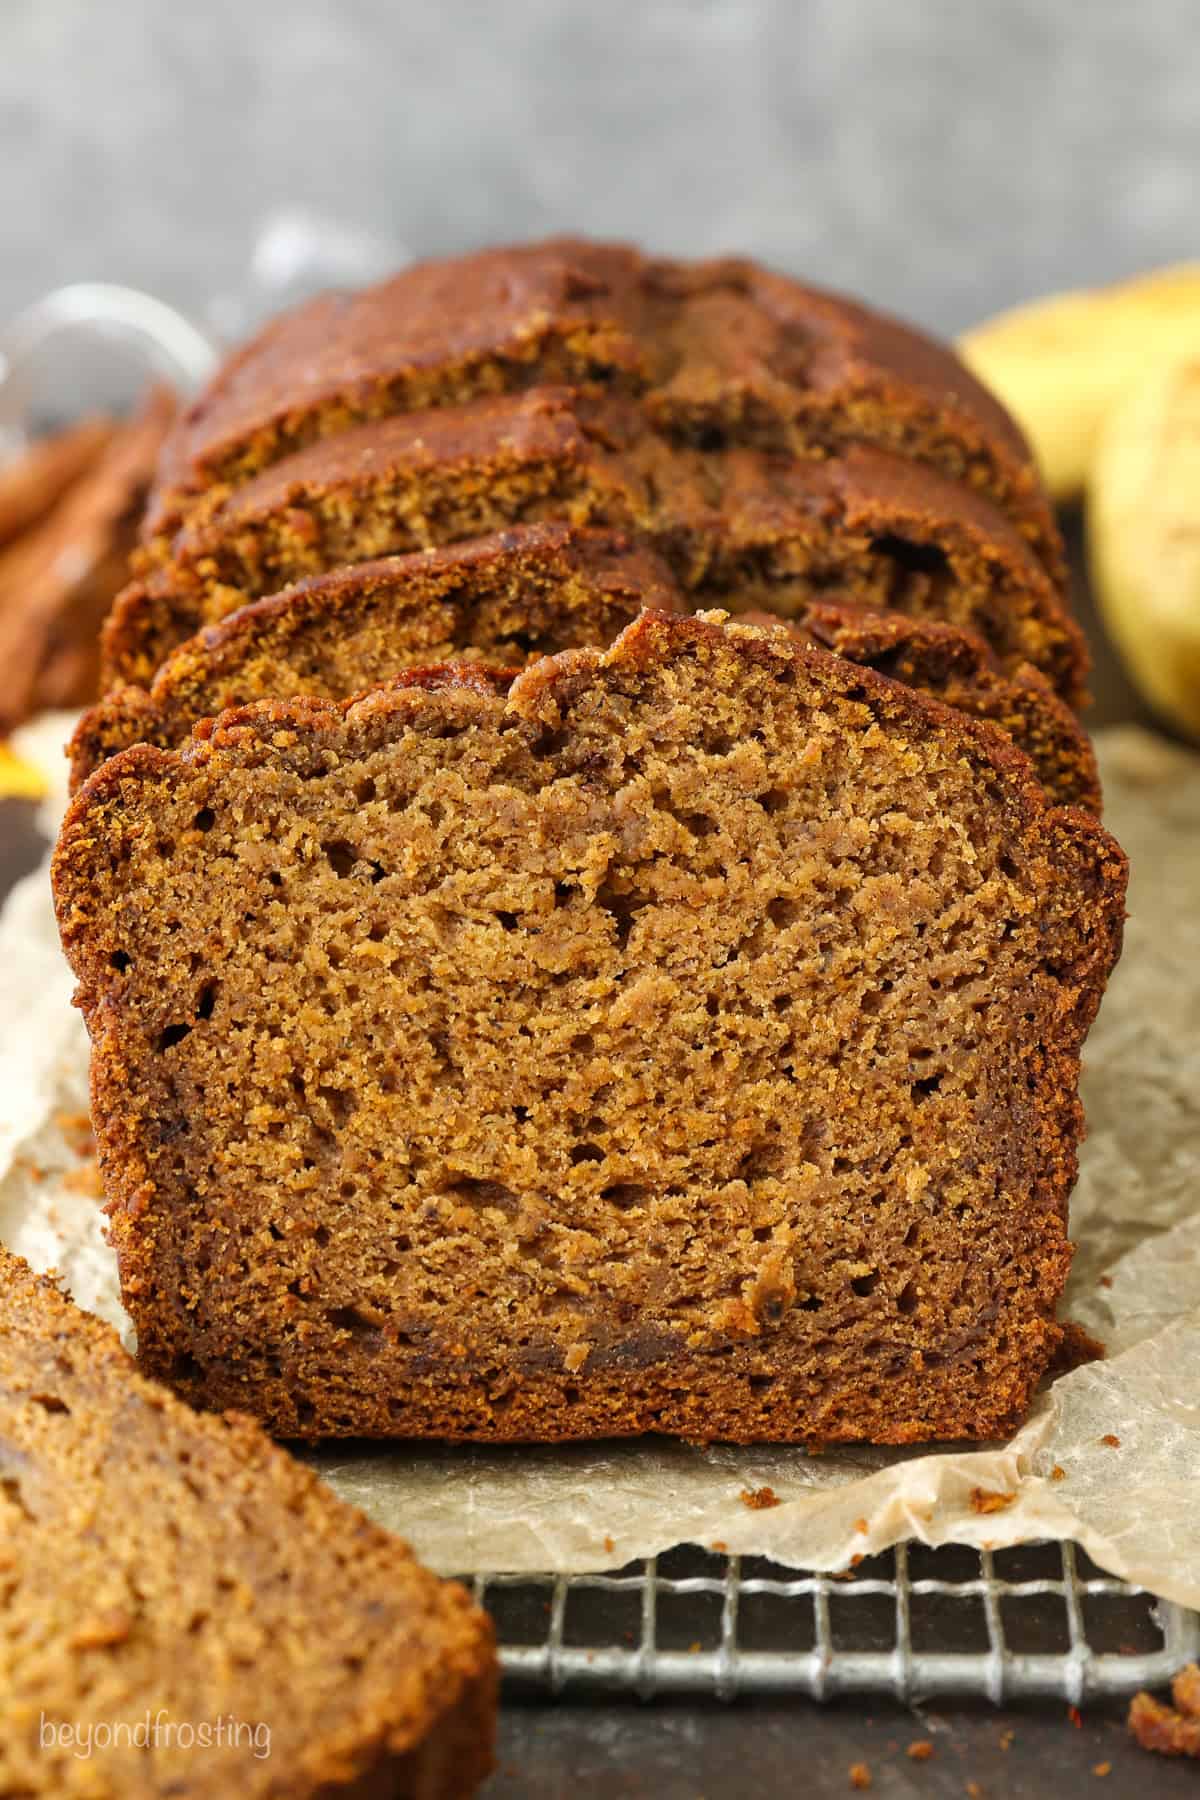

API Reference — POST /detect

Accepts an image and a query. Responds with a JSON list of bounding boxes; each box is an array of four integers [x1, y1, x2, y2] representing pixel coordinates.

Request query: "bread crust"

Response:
[[145, 239, 1062, 589]]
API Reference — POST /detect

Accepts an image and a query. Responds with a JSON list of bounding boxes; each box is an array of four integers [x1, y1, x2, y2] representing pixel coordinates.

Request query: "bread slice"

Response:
[[0, 1245, 495, 1798], [144, 239, 1062, 584], [78, 525, 680, 785], [54, 611, 1125, 1445], [104, 391, 1084, 699], [73, 530, 1097, 810]]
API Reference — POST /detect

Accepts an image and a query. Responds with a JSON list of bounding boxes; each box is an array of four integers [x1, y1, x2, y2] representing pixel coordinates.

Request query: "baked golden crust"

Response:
[[54, 611, 1126, 1445], [145, 239, 1062, 587], [0, 1246, 495, 1798], [77, 525, 680, 785]]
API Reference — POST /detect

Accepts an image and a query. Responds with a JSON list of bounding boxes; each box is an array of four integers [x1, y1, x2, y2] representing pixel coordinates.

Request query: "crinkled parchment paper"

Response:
[[5, 721, 1200, 1601]]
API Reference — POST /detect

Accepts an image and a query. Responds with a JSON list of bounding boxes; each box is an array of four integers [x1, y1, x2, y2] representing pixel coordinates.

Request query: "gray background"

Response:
[[1, 0, 1197, 348]]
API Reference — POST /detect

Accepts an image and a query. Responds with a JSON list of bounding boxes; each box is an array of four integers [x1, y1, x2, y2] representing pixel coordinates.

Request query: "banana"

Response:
[[1089, 348, 1200, 738], [0, 741, 46, 799], [959, 265, 1200, 500]]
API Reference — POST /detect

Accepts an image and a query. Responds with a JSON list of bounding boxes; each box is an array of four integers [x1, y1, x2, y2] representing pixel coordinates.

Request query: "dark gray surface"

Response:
[[2, 0, 1200, 338], [492, 1698, 1197, 1797]]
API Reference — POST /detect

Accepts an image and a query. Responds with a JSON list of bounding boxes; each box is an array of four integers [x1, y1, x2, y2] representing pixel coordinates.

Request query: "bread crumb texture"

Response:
[[53, 611, 1125, 1443]]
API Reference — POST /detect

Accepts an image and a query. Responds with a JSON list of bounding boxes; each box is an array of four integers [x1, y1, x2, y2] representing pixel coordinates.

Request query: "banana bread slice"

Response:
[[0, 1245, 495, 1799], [76, 524, 679, 786], [73, 534, 1096, 810], [144, 239, 1062, 584], [54, 611, 1125, 1446], [104, 391, 1084, 699]]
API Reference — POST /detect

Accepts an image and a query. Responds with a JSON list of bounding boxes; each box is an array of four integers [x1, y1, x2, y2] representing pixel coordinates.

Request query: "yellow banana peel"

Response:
[[0, 741, 47, 800], [1089, 349, 1200, 738], [959, 264, 1200, 500]]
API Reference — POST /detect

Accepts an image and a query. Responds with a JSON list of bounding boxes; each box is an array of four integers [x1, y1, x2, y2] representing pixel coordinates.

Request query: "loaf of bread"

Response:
[[107, 389, 1084, 700], [54, 610, 1125, 1445], [0, 1245, 495, 1797], [73, 525, 1098, 809]]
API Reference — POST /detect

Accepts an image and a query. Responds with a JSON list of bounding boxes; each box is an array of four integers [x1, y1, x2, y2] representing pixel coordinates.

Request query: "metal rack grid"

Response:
[[466, 1540, 1200, 1702]]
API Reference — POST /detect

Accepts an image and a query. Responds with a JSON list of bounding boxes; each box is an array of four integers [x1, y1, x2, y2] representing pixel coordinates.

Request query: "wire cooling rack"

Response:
[[465, 1540, 1200, 1702]]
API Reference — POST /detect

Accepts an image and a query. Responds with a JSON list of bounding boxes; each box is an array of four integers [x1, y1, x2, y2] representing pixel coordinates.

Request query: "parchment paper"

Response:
[[6, 720, 1200, 1603]]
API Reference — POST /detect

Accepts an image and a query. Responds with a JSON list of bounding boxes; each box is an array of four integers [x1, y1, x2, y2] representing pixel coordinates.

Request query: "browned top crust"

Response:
[[0, 1245, 496, 1798], [76, 524, 679, 785], [145, 238, 1061, 584], [174, 388, 596, 543], [172, 399, 1051, 585]]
